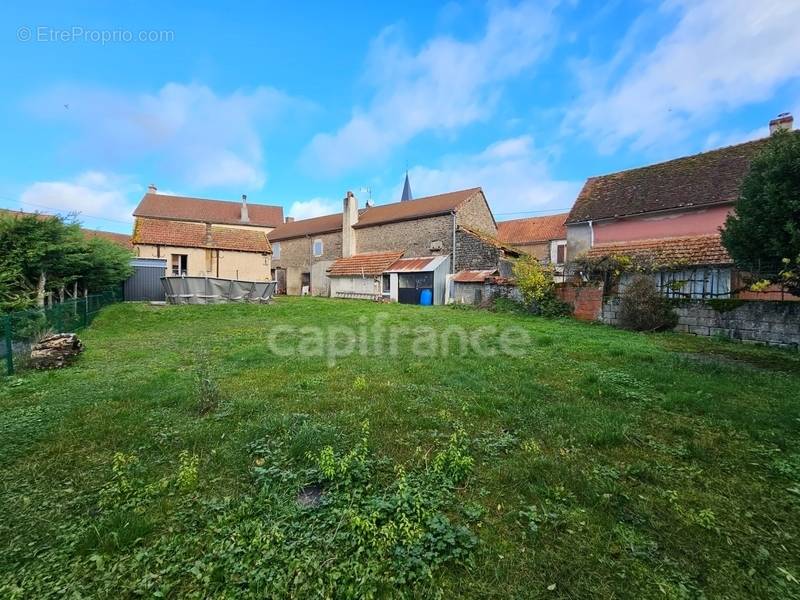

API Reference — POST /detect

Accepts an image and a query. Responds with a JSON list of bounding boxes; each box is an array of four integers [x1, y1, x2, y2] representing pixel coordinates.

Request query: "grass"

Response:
[[1, 297, 799, 598]]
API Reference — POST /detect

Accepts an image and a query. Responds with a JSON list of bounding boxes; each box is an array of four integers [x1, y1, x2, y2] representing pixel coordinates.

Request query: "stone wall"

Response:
[[452, 280, 522, 305], [455, 228, 504, 272], [455, 191, 497, 235], [356, 215, 452, 258], [271, 231, 342, 295], [601, 298, 800, 349]]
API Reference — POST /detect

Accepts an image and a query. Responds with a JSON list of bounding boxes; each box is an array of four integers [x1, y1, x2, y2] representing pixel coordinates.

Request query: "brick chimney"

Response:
[[147, 183, 157, 194], [342, 191, 358, 258], [285, 216, 295, 224], [769, 112, 793, 134], [240, 194, 249, 223]]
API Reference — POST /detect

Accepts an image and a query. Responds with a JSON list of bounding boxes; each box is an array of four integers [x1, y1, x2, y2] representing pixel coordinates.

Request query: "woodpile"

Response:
[[30, 333, 84, 369]]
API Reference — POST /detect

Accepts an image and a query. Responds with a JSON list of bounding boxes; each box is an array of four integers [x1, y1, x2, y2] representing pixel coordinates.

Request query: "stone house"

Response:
[[268, 187, 517, 300], [566, 113, 798, 300], [132, 187, 281, 281], [496, 212, 568, 265]]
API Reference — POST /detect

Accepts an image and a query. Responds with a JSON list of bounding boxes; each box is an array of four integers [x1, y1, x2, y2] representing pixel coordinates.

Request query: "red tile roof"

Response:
[[82, 228, 133, 249], [268, 188, 484, 241], [133, 218, 271, 253], [496, 213, 568, 245], [460, 226, 523, 257], [133, 193, 283, 228], [453, 269, 498, 283], [328, 251, 405, 277], [568, 137, 772, 224], [585, 235, 731, 267], [268, 211, 348, 242]]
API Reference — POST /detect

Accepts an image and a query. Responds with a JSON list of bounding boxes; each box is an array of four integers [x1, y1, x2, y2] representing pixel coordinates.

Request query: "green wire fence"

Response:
[[1, 289, 121, 376]]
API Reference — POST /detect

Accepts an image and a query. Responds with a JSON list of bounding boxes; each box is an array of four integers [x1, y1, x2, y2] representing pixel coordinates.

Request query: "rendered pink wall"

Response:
[[593, 204, 732, 243]]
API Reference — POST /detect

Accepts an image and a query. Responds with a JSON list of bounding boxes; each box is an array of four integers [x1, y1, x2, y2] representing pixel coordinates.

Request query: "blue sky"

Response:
[[1, 0, 799, 234]]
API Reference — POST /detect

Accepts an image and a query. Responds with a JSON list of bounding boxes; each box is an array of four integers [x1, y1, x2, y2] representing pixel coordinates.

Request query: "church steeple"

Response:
[[401, 171, 413, 202]]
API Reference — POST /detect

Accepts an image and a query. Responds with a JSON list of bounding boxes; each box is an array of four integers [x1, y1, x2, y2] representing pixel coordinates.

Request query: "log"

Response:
[[30, 333, 84, 370]]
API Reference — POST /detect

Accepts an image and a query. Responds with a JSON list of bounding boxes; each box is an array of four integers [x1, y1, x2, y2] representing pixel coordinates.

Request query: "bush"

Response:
[[618, 275, 677, 332], [513, 257, 571, 317]]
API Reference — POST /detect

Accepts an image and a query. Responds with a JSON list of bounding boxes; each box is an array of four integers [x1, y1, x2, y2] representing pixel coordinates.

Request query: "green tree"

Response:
[[721, 130, 800, 294], [0, 213, 132, 311]]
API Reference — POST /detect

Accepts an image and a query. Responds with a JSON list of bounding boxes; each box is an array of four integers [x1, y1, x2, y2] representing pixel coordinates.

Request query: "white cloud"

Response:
[[288, 197, 340, 219], [29, 82, 309, 189], [303, 2, 555, 175], [569, 0, 800, 153], [402, 136, 580, 216], [18, 171, 140, 223]]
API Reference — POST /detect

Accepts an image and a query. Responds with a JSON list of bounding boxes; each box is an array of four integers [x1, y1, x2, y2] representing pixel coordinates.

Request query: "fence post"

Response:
[[3, 316, 13, 376], [82, 296, 89, 328], [54, 303, 63, 333]]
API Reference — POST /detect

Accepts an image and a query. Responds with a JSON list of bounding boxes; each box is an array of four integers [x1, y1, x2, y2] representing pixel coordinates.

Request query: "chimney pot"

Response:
[[147, 183, 157, 194], [769, 112, 793, 134], [285, 216, 295, 224]]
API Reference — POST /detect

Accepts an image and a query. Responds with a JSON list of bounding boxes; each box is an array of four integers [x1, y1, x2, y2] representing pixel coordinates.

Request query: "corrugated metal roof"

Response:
[[385, 255, 448, 272], [452, 270, 498, 283]]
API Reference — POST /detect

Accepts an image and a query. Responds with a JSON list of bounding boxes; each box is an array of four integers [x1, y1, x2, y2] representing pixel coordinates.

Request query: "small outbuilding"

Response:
[[385, 256, 450, 305]]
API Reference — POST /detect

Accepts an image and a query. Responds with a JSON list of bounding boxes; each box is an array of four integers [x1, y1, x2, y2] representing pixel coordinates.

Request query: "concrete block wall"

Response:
[[602, 298, 800, 349]]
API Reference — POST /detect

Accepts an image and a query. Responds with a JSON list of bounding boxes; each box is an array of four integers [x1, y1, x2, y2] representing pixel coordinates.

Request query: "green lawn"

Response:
[[1, 298, 799, 598]]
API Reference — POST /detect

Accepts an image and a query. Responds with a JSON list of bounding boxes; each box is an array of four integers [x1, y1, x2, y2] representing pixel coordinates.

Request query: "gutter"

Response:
[[451, 211, 457, 274]]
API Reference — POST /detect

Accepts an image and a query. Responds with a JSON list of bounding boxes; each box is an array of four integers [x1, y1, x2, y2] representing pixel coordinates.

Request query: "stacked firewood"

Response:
[[30, 333, 84, 369]]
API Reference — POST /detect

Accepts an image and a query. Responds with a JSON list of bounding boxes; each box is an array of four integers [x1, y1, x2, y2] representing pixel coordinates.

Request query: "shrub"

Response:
[[618, 275, 677, 332], [513, 257, 572, 317]]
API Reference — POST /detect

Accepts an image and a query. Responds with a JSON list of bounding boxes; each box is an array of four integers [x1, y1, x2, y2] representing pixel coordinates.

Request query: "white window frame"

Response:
[[313, 238, 323, 257]]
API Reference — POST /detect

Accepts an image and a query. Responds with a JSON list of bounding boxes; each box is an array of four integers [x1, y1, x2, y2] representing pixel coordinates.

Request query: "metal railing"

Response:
[[1, 289, 120, 376]]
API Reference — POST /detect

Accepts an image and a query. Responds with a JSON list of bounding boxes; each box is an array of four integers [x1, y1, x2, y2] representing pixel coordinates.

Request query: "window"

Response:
[[655, 268, 731, 299], [171, 254, 188, 276], [272, 242, 280, 260], [313, 239, 323, 257], [556, 243, 567, 265], [382, 273, 390, 294]]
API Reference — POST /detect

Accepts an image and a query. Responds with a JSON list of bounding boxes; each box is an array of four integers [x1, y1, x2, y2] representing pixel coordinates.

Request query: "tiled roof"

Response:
[[268, 188, 484, 241], [268, 212, 349, 242], [585, 235, 732, 267], [453, 269, 498, 283], [496, 213, 568, 245], [328, 251, 405, 277], [133, 218, 271, 253], [459, 226, 523, 257], [354, 188, 483, 228], [82, 228, 133, 249], [133, 193, 283, 228], [567, 137, 771, 223]]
